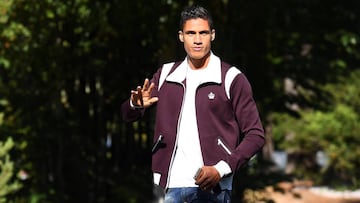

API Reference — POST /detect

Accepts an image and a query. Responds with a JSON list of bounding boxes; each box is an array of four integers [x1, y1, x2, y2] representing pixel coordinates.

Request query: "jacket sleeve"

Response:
[[120, 99, 145, 122], [228, 73, 265, 171], [120, 66, 162, 122]]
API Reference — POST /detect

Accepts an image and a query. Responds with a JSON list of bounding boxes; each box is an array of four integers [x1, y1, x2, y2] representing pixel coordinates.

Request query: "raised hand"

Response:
[[130, 78, 159, 108]]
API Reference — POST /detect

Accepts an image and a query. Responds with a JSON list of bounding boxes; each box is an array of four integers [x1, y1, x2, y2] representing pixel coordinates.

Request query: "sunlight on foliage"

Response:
[[0, 137, 22, 203], [273, 69, 360, 188], [0, 0, 13, 24]]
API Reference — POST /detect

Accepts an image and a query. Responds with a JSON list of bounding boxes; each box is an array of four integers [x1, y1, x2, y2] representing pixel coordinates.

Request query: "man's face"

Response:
[[179, 18, 215, 62]]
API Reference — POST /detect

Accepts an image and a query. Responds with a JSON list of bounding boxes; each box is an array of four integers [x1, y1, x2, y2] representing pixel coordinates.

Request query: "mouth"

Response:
[[192, 47, 202, 51]]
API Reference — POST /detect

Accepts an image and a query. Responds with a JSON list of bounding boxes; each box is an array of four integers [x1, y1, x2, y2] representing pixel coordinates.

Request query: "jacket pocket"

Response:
[[217, 137, 232, 155], [152, 134, 164, 154]]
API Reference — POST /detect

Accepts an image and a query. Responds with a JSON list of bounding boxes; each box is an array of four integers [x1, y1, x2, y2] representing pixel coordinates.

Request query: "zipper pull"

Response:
[[152, 135, 164, 154], [217, 139, 232, 155]]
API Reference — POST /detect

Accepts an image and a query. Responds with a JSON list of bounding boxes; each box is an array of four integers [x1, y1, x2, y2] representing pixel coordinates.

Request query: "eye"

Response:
[[185, 31, 196, 36], [200, 31, 211, 36]]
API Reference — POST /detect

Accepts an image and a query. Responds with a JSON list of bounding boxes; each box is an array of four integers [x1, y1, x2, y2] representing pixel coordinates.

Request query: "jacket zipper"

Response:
[[165, 82, 186, 189], [217, 138, 232, 155]]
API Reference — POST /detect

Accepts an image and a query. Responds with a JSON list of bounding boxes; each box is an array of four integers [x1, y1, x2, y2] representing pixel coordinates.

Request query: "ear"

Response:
[[178, 31, 184, 42], [211, 29, 215, 41]]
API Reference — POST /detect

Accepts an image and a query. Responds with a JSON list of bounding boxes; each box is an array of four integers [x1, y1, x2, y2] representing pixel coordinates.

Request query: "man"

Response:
[[121, 5, 265, 203]]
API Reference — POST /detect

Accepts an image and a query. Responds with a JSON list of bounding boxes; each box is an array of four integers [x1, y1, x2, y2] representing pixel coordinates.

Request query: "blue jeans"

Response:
[[164, 187, 231, 203]]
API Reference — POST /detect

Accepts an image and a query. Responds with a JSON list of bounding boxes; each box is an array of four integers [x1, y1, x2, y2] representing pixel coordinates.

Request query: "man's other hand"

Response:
[[195, 166, 221, 192]]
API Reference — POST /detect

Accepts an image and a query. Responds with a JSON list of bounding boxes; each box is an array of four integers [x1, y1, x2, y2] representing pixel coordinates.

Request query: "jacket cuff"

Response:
[[129, 100, 144, 109], [214, 160, 232, 178]]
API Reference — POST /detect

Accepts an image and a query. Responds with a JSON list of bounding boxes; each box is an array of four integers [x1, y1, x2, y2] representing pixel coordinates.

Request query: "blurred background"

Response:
[[1, 0, 360, 202]]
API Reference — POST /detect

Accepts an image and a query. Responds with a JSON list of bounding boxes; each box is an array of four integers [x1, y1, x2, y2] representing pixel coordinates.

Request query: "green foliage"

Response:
[[0, 137, 22, 203], [0, 0, 31, 69], [1, 0, 163, 202], [273, 70, 360, 187]]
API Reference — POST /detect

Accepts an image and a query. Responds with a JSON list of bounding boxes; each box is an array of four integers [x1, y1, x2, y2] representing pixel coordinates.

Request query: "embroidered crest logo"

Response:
[[208, 92, 215, 100]]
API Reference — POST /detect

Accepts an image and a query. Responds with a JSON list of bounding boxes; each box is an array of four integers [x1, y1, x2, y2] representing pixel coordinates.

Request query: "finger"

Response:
[[147, 97, 159, 105], [147, 82, 155, 93], [199, 176, 211, 188], [195, 168, 205, 184], [196, 170, 212, 190], [137, 86, 143, 106], [131, 90, 139, 100], [201, 180, 213, 191], [143, 78, 149, 91], [201, 178, 217, 192], [136, 86, 142, 93]]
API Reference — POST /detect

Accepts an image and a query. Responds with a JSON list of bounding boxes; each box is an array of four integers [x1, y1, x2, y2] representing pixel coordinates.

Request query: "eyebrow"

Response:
[[184, 30, 211, 34]]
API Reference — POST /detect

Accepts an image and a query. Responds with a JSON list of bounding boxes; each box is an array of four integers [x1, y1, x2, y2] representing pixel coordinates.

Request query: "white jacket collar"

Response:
[[166, 52, 222, 84]]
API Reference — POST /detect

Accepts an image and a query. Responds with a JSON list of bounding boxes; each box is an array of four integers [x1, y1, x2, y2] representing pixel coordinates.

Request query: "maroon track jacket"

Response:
[[121, 53, 265, 189]]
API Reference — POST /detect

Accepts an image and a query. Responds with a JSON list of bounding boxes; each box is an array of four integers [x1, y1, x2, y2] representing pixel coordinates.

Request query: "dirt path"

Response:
[[270, 189, 360, 203], [269, 189, 360, 203]]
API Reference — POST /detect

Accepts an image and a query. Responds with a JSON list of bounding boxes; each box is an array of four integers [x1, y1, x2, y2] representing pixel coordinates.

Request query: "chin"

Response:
[[189, 54, 206, 60]]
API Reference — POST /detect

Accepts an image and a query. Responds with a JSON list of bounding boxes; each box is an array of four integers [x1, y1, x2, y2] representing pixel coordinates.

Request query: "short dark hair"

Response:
[[179, 5, 214, 30]]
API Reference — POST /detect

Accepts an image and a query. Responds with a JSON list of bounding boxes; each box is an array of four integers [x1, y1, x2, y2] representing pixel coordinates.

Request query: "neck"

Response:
[[188, 52, 211, 70]]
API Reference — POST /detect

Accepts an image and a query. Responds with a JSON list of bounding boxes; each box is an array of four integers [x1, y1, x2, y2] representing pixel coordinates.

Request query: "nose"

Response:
[[194, 33, 202, 44]]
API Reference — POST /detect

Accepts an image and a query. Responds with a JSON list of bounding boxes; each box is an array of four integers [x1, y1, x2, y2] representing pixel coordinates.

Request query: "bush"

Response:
[[272, 70, 360, 188], [0, 137, 22, 203]]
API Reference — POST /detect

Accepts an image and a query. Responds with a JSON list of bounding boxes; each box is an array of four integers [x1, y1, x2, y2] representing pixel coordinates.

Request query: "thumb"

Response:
[[145, 97, 159, 107]]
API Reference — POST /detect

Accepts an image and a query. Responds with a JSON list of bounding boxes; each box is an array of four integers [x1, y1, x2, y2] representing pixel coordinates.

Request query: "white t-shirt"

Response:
[[167, 65, 233, 190], [168, 66, 204, 188]]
